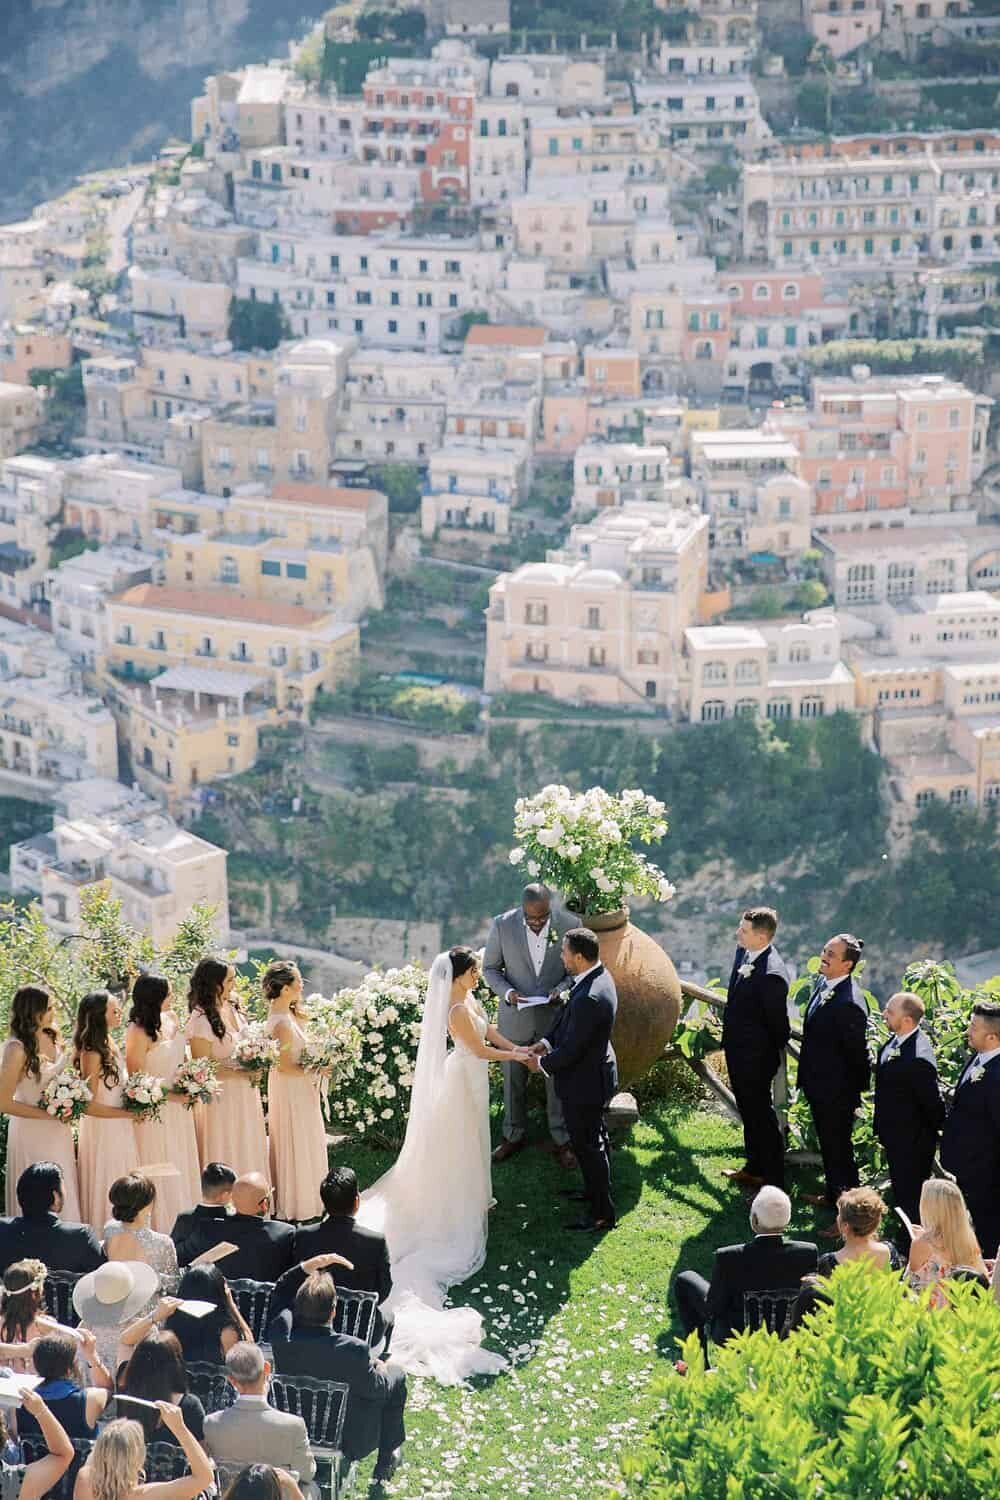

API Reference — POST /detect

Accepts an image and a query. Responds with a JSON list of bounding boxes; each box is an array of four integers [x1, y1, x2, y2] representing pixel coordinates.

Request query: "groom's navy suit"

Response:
[[539, 963, 618, 1224]]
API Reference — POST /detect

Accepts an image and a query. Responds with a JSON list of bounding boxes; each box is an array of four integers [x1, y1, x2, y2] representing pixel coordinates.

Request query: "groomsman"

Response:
[[483, 883, 573, 1167], [720, 907, 792, 1190], [873, 991, 945, 1223], [940, 999, 1000, 1258], [797, 933, 871, 1231]]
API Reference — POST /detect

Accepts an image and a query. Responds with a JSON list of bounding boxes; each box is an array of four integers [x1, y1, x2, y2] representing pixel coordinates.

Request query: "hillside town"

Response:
[[0, 0, 999, 952]]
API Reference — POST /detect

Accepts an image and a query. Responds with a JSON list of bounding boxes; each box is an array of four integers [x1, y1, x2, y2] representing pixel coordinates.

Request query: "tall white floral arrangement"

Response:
[[323, 964, 427, 1147], [509, 784, 676, 916]]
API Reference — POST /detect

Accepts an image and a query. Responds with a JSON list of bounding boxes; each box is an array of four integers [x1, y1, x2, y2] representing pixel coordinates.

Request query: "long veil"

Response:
[[356, 951, 506, 1384]]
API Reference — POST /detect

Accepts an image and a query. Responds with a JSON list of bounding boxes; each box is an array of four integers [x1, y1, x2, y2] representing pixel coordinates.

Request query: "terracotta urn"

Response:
[[566, 906, 681, 1086]]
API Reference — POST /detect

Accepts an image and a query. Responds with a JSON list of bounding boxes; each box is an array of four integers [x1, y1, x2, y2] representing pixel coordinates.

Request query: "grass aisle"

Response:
[[330, 1098, 752, 1498]]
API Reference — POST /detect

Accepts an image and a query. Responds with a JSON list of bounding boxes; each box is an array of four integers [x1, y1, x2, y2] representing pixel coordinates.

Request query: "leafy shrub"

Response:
[[324, 965, 426, 1147], [621, 1262, 1000, 1497]]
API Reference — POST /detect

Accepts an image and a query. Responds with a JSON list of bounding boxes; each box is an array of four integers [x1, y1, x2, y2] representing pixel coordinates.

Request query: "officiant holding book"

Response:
[[483, 884, 576, 1168]]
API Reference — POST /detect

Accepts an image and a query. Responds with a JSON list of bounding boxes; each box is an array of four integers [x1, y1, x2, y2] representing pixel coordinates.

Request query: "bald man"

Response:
[[873, 992, 944, 1224], [181, 1171, 295, 1280]]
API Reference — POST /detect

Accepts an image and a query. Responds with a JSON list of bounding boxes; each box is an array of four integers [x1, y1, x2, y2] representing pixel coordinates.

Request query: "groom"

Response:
[[523, 928, 618, 1233]]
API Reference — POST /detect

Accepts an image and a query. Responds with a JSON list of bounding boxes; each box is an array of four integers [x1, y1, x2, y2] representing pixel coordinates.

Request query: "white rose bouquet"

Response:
[[509, 784, 676, 916], [122, 1071, 167, 1124], [233, 1022, 281, 1078], [322, 965, 427, 1147], [40, 1069, 92, 1125], [172, 1055, 222, 1109]]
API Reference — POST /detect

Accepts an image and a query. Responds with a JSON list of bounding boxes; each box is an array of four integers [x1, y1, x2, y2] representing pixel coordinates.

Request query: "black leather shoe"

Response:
[[373, 1449, 402, 1483], [565, 1218, 616, 1232]]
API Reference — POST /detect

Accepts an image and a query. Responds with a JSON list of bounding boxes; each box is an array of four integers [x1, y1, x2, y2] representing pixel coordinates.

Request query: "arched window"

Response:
[[782, 283, 799, 299], [219, 555, 239, 584], [789, 644, 811, 664], [735, 699, 759, 718], [800, 696, 826, 718], [767, 699, 792, 720], [734, 658, 761, 684], [702, 660, 728, 685], [700, 699, 726, 723]]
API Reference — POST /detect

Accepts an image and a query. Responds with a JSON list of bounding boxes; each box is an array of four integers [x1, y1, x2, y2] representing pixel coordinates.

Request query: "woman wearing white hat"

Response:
[[71, 1262, 176, 1377]]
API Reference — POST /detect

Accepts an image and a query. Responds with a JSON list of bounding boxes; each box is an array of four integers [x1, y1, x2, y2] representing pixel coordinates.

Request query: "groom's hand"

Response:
[[527, 1042, 547, 1056]]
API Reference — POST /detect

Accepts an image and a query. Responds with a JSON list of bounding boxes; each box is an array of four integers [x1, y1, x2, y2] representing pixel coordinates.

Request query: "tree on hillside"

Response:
[[228, 297, 291, 352]]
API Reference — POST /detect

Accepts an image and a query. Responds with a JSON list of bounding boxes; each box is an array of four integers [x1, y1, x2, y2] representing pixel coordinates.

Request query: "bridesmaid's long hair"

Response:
[[73, 991, 120, 1088], [188, 958, 232, 1042], [129, 973, 170, 1042], [1, 1258, 46, 1344], [10, 986, 52, 1081], [261, 960, 300, 1014]]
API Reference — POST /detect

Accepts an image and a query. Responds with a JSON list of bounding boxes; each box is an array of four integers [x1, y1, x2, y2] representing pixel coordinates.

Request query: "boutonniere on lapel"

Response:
[[885, 1048, 901, 1063], [547, 926, 561, 948], [968, 1064, 986, 1084], [737, 958, 755, 981]]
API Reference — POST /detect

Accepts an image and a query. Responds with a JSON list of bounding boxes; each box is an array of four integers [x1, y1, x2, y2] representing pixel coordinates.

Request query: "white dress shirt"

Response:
[[974, 1044, 1000, 1068], [505, 916, 550, 1001]]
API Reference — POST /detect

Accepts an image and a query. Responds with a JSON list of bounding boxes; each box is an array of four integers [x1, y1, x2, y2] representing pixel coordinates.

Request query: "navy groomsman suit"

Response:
[[797, 974, 871, 1207], [873, 1027, 945, 1223], [941, 1049, 1000, 1259], [722, 944, 792, 1187]]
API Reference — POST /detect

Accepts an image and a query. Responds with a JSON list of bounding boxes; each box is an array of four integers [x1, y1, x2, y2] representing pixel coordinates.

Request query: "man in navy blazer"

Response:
[[797, 933, 871, 1226], [940, 999, 1000, 1259], [873, 991, 945, 1224], [721, 906, 792, 1190], [524, 927, 618, 1232]]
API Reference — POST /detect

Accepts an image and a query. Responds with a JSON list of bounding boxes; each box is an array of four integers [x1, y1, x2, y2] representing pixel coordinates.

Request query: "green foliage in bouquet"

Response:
[[619, 1261, 1000, 1498]]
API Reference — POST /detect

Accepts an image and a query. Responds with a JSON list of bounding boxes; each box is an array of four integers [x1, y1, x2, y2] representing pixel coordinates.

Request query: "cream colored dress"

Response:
[[265, 1012, 327, 1222], [5, 1051, 82, 1221], [77, 1043, 141, 1234], [184, 1009, 269, 1180], [131, 1015, 202, 1234]]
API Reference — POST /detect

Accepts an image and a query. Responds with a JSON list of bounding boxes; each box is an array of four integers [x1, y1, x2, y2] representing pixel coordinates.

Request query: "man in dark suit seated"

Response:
[[181, 1171, 295, 1281], [271, 1167, 393, 1348], [171, 1161, 236, 1266], [673, 1187, 818, 1351], [269, 1271, 406, 1485], [0, 1162, 104, 1275]]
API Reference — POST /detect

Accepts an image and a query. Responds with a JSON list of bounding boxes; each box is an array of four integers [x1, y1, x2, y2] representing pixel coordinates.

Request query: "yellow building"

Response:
[[104, 584, 359, 714]]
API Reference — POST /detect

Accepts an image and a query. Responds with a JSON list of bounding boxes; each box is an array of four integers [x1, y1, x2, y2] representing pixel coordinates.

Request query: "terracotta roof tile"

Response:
[[113, 583, 326, 628], [464, 324, 547, 349], [270, 481, 384, 511]]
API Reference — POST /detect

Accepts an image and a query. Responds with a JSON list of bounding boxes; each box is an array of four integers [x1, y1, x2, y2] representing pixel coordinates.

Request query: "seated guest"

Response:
[[121, 1329, 204, 1443], [288, 1168, 393, 1344], [72, 1261, 163, 1376], [0, 1163, 104, 1276], [907, 1179, 988, 1303], [270, 1272, 406, 1485], [204, 1342, 316, 1499], [3, 1258, 81, 1372], [74, 1405, 214, 1500], [2, 1387, 74, 1500], [221, 1464, 304, 1500], [817, 1187, 903, 1275], [162, 1266, 253, 1364], [105, 1174, 178, 1288], [171, 1163, 235, 1267], [15, 1332, 110, 1439], [674, 1187, 818, 1351], [783, 1276, 834, 1338], [180, 1174, 294, 1282]]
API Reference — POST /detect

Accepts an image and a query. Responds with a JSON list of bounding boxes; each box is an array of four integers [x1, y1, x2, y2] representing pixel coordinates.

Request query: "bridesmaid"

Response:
[[263, 961, 328, 1222], [185, 958, 268, 1180], [75, 990, 140, 1234], [0, 986, 82, 1221], [125, 975, 201, 1235]]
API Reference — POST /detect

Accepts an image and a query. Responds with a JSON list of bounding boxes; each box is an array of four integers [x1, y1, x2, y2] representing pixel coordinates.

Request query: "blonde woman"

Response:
[[74, 1406, 213, 1500], [907, 1179, 988, 1302]]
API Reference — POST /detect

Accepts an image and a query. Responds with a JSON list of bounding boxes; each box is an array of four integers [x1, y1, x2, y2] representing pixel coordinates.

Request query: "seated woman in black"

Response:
[[163, 1266, 251, 1365], [121, 1329, 205, 1443], [16, 1332, 109, 1440]]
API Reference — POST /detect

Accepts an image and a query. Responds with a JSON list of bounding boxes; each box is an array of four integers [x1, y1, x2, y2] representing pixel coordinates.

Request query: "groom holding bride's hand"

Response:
[[520, 927, 618, 1234]]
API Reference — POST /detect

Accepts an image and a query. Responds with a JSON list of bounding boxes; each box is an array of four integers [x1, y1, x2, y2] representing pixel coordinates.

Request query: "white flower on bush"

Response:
[[322, 964, 429, 1147]]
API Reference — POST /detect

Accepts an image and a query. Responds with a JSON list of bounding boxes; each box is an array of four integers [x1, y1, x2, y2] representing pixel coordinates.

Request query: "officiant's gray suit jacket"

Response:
[[483, 906, 570, 1144]]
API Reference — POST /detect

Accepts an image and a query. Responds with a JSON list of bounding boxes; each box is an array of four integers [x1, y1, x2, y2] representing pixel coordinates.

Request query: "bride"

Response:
[[356, 946, 532, 1384]]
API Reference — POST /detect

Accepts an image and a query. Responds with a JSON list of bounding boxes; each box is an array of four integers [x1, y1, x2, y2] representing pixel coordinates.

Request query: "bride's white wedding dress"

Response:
[[356, 952, 507, 1385]]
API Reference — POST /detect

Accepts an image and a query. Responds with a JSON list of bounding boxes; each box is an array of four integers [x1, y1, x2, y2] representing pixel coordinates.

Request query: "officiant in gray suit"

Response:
[[483, 883, 576, 1169]]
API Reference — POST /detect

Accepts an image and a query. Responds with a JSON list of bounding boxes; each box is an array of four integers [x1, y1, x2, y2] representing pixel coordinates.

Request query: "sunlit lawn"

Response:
[[330, 1094, 780, 1499]]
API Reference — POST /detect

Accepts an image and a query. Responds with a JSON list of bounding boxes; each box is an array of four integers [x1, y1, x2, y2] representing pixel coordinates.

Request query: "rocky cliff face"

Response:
[[2, 0, 329, 221]]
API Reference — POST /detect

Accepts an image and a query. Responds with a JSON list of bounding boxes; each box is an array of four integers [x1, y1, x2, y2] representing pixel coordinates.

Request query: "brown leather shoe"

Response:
[[721, 1168, 765, 1187], [492, 1139, 526, 1163], [557, 1145, 578, 1171]]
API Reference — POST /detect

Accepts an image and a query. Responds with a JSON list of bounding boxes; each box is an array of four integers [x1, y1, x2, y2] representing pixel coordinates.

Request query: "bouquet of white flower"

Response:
[[232, 1023, 281, 1077], [509, 784, 676, 916], [321, 966, 427, 1147], [172, 1055, 222, 1109], [40, 1069, 92, 1125], [122, 1071, 167, 1124]]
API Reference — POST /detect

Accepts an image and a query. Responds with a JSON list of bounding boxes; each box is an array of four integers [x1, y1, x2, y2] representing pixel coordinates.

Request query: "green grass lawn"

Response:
[[330, 1094, 801, 1498]]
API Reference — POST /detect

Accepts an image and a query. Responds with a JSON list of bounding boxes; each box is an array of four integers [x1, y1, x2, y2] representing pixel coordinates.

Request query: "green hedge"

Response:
[[621, 1262, 1000, 1497]]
